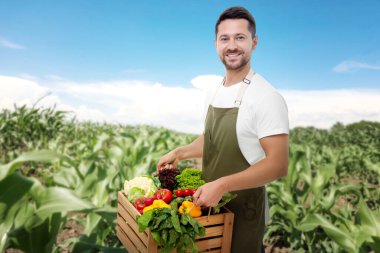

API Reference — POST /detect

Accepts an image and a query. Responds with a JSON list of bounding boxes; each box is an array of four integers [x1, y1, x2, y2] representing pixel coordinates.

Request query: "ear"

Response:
[[252, 35, 258, 50]]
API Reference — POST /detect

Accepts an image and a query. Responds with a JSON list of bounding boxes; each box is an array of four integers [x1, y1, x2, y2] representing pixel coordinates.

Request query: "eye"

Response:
[[219, 37, 228, 42], [236, 36, 245, 41]]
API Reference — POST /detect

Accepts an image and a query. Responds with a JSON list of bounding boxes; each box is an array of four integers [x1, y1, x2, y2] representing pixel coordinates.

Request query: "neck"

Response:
[[224, 64, 251, 87]]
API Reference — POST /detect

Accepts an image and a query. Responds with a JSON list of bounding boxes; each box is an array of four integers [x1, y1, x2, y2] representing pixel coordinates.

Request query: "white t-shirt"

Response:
[[204, 73, 289, 164]]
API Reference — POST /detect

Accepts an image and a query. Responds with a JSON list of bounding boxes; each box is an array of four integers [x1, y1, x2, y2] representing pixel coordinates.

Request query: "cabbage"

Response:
[[127, 187, 145, 203], [124, 176, 158, 203]]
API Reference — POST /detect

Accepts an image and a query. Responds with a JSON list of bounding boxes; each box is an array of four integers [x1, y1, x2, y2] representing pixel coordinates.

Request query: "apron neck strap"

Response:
[[234, 70, 255, 107], [211, 70, 256, 108]]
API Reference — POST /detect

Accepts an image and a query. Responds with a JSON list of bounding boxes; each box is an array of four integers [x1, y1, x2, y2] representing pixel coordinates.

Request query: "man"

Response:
[[157, 6, 289, 253]]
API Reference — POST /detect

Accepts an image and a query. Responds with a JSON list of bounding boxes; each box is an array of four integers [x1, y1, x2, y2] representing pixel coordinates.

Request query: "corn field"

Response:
[[0, 106, 379, 253]]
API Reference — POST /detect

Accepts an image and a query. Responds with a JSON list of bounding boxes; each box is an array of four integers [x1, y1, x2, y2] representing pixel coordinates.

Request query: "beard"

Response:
[[221, 50, 250, 70]]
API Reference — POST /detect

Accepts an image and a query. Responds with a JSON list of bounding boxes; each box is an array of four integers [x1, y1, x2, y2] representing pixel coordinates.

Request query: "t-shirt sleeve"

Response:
[[255, 91, 289, 139]]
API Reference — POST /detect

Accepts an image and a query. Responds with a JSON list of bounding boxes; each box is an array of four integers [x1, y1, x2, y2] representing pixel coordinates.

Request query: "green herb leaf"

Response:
[[213, 192, 237, 213], [151, 231, 161, 246], [169, 229, 179, 245], [171, 212, 182, 233], [136, 209, 154, 232], [162, 229, 169, 244], [180, 213, 189, 225], [151, 213, 169, 230]]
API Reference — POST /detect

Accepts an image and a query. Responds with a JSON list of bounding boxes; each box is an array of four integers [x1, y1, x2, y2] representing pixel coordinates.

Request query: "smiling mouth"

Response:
[[225, 52, 242, 58]]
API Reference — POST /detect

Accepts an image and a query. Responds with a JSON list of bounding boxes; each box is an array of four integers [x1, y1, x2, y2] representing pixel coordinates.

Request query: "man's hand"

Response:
[[156, 135, 204, 172], [156, 150, 179, 171], [192, 179, 225, 207]]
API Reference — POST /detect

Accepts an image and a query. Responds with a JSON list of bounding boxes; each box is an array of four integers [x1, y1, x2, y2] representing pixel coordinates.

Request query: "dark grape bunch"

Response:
[[158, 168, 180, 191]]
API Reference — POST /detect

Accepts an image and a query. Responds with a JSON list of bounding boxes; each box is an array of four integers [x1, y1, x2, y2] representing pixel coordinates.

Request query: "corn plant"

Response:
[[1, 106, 379, 252], [0, 151, 96, 253], [266, 144, 380, 252]]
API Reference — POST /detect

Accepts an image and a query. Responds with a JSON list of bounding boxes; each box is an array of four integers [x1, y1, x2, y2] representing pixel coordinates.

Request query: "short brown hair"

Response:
[[215, 6, 256, 38]]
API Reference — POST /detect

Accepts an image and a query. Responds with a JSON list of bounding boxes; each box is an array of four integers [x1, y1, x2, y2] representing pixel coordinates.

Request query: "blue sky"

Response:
[[1, 0, 380, 89], [1, 1, 380, 133]]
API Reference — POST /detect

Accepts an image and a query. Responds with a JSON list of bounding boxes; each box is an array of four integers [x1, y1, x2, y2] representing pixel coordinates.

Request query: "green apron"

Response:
[[203, 71, 265, 253]]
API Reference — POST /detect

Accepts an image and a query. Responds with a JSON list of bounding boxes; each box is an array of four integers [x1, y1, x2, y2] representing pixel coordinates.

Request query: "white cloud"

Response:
[[0, 76, 51, 107], [281, 89, 380, 128], [51, 79, 207, 133], [333, 60, 380, 72], [0, 75, 379, 134], [0, 37, 25, 49], [191, 75, 223, 91]]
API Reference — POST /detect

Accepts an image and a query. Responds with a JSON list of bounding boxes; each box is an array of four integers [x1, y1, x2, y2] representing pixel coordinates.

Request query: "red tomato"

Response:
[[133, 197, 147, 214], [183, 188, 192, 197], [175, 189, 184, 197], [144, 197, 155, 206], [191, 189, 197, 195], [154, 189, 173, 204]]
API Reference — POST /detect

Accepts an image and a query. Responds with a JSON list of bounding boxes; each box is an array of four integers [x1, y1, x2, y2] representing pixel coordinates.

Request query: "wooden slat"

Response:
[[196, 225, 224, 239], [196, 213, 225, 226], [195, 237, 222, 251], [117, 215, 147, 252], [220, 212, 234, 253], [117, 203, 127, 220], [118, 203, 149, 239], [116, 225, 140, 253], [118, 191, 141, 217]]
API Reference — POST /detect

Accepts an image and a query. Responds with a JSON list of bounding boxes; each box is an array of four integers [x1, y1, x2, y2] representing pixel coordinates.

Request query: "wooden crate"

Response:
[[116, 191, 234, 253]]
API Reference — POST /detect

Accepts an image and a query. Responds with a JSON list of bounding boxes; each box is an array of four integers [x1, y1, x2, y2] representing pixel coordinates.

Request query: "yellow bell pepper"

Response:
[[143, 199, 171, 213], [178, 201, 202, 218]]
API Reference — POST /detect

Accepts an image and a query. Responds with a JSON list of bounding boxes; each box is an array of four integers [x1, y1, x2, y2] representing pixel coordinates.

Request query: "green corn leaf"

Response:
[[92, 206, 116, 224], [0, 150, 63, 181], [357, 200, 380, 236], [8, 213, 64, 253], [296, 214, 321, 232], [0, 200, 23, 252], [53, 168, 80, 189], [35, 187, 94, 220], [82, 213, 102, 236], [93, 133, 109, 153], [0, 173, 34, 219], [313, 214, 358, 253], [368, 236, 380, 253]]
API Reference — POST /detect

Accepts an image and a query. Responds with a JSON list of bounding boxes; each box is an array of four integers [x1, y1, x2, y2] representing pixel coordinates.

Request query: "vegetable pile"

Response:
[[137, 202, 205, 253], [123, 168, 235, 252]]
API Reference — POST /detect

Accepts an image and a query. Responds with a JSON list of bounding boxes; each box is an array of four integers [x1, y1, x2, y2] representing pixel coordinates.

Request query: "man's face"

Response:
[[215, 19, 257, 71]]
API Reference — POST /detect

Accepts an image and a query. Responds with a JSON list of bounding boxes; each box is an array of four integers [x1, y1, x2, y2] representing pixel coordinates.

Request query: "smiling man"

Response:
[[157, 6, 289, 252]]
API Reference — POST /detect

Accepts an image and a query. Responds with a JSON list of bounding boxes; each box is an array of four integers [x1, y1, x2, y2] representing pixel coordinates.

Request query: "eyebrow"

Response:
[[218, 33, 247, 38]]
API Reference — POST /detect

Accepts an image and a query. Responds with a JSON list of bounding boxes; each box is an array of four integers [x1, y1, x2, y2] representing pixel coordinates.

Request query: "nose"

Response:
[[227, 38, 238, 51]]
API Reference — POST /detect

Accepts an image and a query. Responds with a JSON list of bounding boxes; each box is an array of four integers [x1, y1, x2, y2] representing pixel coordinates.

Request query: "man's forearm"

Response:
[[217, 157, 288, 193], [218, 134, 289, 192]]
